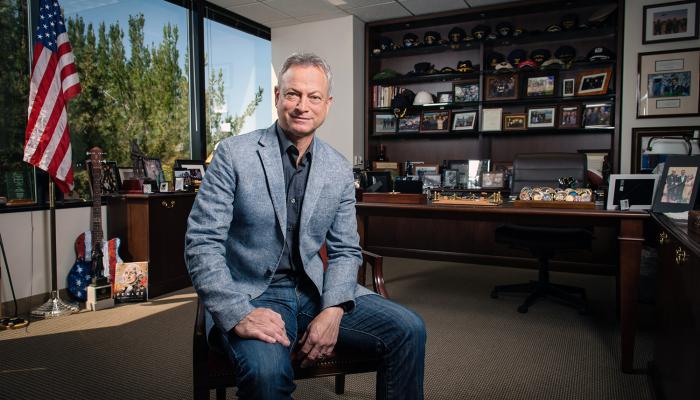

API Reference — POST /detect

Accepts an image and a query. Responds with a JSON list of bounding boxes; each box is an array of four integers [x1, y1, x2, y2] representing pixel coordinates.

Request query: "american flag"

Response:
[[23, 0, 81, 193]]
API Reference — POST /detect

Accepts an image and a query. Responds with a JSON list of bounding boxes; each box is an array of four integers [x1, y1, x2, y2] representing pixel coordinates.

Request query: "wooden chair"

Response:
[[193, 250, 388, 400]]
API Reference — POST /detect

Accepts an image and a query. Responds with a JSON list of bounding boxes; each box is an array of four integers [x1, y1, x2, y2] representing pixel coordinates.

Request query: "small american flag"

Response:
[[23, 0, 81, 193]]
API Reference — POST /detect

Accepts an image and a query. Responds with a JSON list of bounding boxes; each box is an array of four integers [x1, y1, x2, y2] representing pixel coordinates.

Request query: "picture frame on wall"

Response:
[[374, 113, 397, 134], [643, 1, 699, 45], [559, 105, 581, 129], [524, 74, 556, 97], [420, 110, 451, 133], [398, 114, 421, 133], [503, 113, 527, 131], [453, 80, 480, 102], [481, 108, 503, 131], [582, 103, 613, 128], [484, 74, 518, 100], [630, 126, 699, 173], [576, 67, 612, 96], [437, 91, 454, 103], [562, 78, 576, 97], [652, 155, 700, 212], [452, 110, 477, 131], [527, 106, 556, 128], [637, 48, 700, 118]]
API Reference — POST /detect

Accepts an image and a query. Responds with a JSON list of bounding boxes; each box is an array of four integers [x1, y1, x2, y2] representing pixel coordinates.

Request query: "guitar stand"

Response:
[[0, 233, 30, 329]]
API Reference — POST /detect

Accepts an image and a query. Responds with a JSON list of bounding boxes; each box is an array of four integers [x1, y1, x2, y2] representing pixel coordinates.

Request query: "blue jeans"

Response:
[[212, 274, 426, 400]]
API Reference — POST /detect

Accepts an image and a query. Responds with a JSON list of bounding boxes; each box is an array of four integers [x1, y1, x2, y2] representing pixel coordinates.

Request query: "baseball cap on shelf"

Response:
[[471, 25, 491, 40], [587, 46, 615, 61], [448, 27, 466, 48], [530, 48, 551, 64], [545, 24, 562, 33], [496, 21, 514, 37], [541, 58, 565, 70], [403, 32, 419, 47], [423, 31, 442, 46], [372, 69, 400, 80], [554, 45, 576, 63], [485, 52, 505, 69], [457, 60, 474, 72], [495, 61, 515, 73], [440, 66, 457, 73], [507, 49, 527, 66], [516, 59, 538, 70], [561, 14, 579, 30]]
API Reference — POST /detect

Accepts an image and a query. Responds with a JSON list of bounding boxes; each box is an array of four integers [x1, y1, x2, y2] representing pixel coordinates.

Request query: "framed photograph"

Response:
[[484, 74, 518, 100], [174, 177, 185, 191], [631, 126, 699, 173], [374, 113, 397, 134], [437, 91, 454, 103], [558, 105, 581, 129], [86, 160, 120, 194], [117, 167, 135, 182], [582, 103, 613, 128], [159, 182, 169, 192], [638, 48, 700, 118], [420, 110, 451, 133], [643, 1, 698, 45], [576, 67, 612, 96], [398, 114, 421, 133], [453, 80, 480, 102], [606, 174, 660, 210], [414, 164, 439, 176], [452, 110, 477, 131], [481, 171, 505, 189], [527, 107, 556, 128], [524, 74, 556, 97], [142, 157, 162, 182], [653, 155, 700, 212], [481, 108, 503, 131], [175, 160, 206, 180], [365, 171, 392, 192], [442, 169, 458, 188], [421, 173, 442, 189], [448, 160, 491, 188], [562, 78, 576, 97], [503, 113, 527, 131]]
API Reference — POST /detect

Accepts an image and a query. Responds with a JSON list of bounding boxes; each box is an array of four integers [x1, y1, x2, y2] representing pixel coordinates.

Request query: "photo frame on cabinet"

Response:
[[503, 113, 527, 131], [481, 171, 505, 189], [398, 114, 421, 133], [562, 78, 576, 97], [576, 67, 612, 96], [484, 74, 518, 100], [374, 113, 397, 134], [652, 155, 700, 212], [524, 73, 556, 97], [453, 80, 480, 102], [117, 166, 135, 182], [606, 174, 660, 211], [527, 106, 556, 128], [643, 1, 698, 45], [175, 160, 206, 181], [558, 105, 581, 129], [582, 103, 613, 128], [631, 126, 700, 173], [420, 110, 451, 133], [637, 48, 700, 118], [452, 110, 477, 131]]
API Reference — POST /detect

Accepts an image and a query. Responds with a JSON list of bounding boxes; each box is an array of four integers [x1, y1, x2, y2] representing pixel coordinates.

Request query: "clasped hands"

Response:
[[233, 306, 344, 368]]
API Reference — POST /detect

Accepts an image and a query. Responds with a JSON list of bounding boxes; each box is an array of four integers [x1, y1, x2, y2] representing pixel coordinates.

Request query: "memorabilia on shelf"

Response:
[[637, 48, 700, 118], [481, 108, 503, 131], [4, 167, 33, 204], [606, 174, 660, 210], [114, 261, 148, 303], [630, 126, 699, 173], [414, 164, 439, 176], [365, 171, 392, 192], [431, 191, 502, 206], [398, 114, 421, 133], [453, 80, 480, 102], [448, 160, 491, 188], [527, 106, 556, 128], [582, 103, 613, 128], [481, 171, 505, 188], [525, 74, 556, 97], [576, 67, 612, 96], [652, 155, 700, 212], [503, 113, 527, 131], [421, 173, 441, 189], [452, 110, 477, 131], [437, 91, 454, 103], [442, 169, 458, 188], [159, 182, 170, 192], [374, 113, 397, 135], [372, 161, 400, 179], [562, 78, 576, 97], [484, 74, 518, 100], [86, 159, 120, 194], [558, 105, 581, 129], [643, 1, 698, 45], [420, 110, 451, 133], [515, 186, 594, 208]]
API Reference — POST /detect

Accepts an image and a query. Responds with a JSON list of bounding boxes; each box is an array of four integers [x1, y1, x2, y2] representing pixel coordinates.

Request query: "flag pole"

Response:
[[31, 180, 78, 318]]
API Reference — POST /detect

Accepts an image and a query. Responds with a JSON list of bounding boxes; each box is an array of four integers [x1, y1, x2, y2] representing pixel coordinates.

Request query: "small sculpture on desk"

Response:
[[121, 140, 146, 193]]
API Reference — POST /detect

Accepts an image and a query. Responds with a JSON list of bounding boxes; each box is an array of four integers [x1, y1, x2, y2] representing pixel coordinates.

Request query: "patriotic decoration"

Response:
[[23, 0, 81, 193]]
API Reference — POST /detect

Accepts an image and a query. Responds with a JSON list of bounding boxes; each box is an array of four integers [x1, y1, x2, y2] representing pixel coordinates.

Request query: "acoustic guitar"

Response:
[[67, 147, 122, 301]]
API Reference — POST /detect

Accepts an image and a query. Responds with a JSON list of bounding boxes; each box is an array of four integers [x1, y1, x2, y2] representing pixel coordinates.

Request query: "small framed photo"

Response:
[[607, 174, 660, 210], [118, 167, 135, 182], [442, 169, 458, 188], [142, 157, 163, 182], [437, 91, 454, 103], [175, 160, 206, 181], [421, 173, 442, 189], [453, 80, 480, 102], [142, 183, 152, 194], [558, 105, 581, 129], [562, 78, 576, 97], [524, 74, 556, 97], [452, 110, 477, 131], [159, 182, 169, 192], [481, 108, 503, 131], [174, 177, 185, 191], [583, 103, 613, 128], [576, 67, 612, 96], [638, 48, 700, 117], [398, 114, 421, 133], [503, 113, 527, 131], [420, 110, 451, 133], [481, 171, 505, 189], [527, 107, 556, 128], [653, 155, 700, 212], [484, 74, 518, 100], [86, 160, 120, 194], [374, 113, 397, 135], [643, 1, 698, 45], [414, 164, 439, 176]]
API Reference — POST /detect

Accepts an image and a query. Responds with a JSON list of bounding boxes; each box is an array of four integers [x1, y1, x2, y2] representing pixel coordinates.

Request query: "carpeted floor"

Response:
[[0, 257, 655, 399]]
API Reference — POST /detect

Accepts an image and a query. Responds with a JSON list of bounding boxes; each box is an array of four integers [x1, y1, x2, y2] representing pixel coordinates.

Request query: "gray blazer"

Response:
[[185, 122, 373, 336]]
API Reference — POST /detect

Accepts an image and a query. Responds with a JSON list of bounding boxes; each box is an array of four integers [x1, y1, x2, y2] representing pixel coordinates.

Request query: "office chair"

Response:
[[193, 248, 388, 400], [491, 153, 592, 314]]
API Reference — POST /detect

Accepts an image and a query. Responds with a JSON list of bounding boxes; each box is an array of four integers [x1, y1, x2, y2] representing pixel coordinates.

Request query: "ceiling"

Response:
[[208, 0, 517, 28]]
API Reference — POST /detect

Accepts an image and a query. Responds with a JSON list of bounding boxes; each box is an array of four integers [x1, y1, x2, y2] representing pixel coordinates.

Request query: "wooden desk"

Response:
[[356, 202, 649, 373]]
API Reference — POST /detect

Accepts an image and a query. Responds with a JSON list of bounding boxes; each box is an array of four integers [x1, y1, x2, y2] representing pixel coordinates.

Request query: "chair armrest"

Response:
[[193, 299, 209, 379], [361, 250, 389, 298]]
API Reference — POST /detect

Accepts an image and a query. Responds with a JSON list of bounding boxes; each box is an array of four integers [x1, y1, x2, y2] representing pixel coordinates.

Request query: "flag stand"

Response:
[[31, 180, 79, 318]]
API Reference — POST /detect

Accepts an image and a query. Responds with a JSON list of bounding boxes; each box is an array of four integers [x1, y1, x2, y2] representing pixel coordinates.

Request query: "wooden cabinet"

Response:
[[106, 192, 196, 298], [365, 0, 623, 174], [651, 214, 700, 400]]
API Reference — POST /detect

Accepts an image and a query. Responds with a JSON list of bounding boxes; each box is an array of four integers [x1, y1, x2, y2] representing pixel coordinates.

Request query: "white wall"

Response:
[[0, 207, 104, 303], [621, 0, 700, 172], [272, 15, 365, 164]]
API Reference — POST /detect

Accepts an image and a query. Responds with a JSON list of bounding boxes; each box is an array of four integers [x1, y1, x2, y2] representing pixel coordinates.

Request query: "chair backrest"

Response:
[[511, 153, 587, 194]]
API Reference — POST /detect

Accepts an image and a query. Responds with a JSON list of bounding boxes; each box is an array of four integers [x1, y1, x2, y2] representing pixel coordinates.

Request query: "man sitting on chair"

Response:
[[185, 53, 426, 400]]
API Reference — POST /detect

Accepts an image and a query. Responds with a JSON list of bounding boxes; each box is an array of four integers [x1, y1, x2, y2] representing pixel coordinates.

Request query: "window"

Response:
[[0, 0, 35, 204], [204, 12, 271, 156], [61, 0, 191, 199]]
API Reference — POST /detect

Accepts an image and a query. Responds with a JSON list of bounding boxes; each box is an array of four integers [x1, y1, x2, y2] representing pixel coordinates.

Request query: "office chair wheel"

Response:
[[490, 290, 498, 299], [517, 305, 529, 313]]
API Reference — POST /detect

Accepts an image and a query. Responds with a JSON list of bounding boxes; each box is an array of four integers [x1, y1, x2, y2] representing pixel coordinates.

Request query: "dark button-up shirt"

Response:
[[274, 124, 312, 278]]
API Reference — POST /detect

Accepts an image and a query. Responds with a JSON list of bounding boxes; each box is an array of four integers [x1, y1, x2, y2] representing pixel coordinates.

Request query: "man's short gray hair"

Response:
[[279, 53, 333, 96]]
